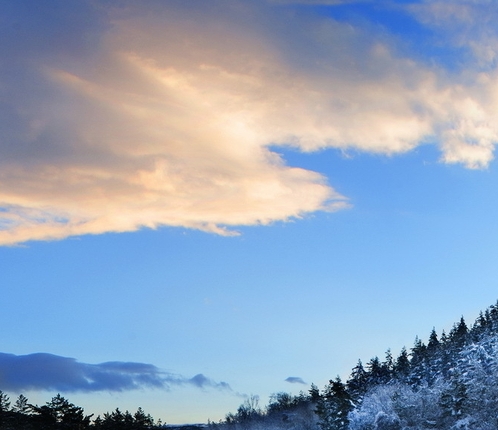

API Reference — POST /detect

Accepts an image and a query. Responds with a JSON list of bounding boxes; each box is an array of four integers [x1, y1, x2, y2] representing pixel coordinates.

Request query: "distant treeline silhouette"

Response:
[[0, 392, 162, 429]]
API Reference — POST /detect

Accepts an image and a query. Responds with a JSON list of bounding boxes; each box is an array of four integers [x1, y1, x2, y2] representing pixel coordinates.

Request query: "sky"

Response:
[[2, 0, 498, 424]]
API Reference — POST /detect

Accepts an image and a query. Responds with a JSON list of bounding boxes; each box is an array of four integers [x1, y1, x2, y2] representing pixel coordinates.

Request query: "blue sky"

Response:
[[2, 0, 498, 424]]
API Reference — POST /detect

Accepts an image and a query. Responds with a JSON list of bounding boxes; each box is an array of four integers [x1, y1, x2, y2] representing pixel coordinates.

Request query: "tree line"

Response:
[[214, 299, 498, 430], [0, 392, 160, 429], [4, 300, 498, 429]]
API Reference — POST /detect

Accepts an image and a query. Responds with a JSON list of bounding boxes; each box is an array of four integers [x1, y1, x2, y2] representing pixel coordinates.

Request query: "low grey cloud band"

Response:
[[0, 353, 231, 393]]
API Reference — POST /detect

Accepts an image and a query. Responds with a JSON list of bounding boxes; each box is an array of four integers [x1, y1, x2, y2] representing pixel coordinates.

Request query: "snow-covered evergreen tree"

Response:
[[316, 378, 352, 430]]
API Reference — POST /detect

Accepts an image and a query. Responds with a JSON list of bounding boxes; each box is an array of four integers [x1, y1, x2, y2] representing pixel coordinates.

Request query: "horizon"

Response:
[[2, 0, 498, 424]]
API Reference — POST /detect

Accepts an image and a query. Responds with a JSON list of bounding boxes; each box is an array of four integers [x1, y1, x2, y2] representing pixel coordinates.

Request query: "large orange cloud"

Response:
[[1, 0, 498, 245]]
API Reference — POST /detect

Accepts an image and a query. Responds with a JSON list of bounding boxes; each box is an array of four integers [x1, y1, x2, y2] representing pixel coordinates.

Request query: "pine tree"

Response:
[[380, 349, 394, 382], [484, 308, 492, 328], [11, 394, 31, 429], [488, 301, 498, 329], [394, 347, 410, 381], [409, 337, 427, 386], [425, 328, 443, 385], [427, 328, 440, 353], [473, 311, 487, 336], [316, 377, 352, 430], [309, 383, 321, 403], [12, 394, 29, 414], [347, 360, 367, 404], [449, 317, 469, 348], [0, 391, 10, 429], [365, 356, 384, 387], [31, 394, 92, 430]]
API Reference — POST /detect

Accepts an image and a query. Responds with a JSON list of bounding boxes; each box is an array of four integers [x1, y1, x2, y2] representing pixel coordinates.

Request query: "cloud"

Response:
[[268, 0, 370, 4], [285, 376, 307, 384], [0, 352, 232, 393], [188, 373, 232, 391], [0, 0, 348, 245], [1, 0, 498, 244], [407, 0, 498, 68]]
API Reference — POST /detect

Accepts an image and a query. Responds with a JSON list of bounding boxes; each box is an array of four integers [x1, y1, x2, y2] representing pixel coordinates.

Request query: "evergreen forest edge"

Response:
[[3, 301, 498, 429]]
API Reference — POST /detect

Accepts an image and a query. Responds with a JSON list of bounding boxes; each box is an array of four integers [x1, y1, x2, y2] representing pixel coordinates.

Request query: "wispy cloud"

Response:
[[0, 352, 231, 393], [1, 0, 498, 245], [407, 0, 498, 67], [285, 377, 306, 384], [268, 0, 370, 4]]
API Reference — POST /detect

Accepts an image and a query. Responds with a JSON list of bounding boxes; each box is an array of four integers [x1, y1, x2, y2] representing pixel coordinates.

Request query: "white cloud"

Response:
[[1, 0, 498, 244], [407, 0, 498, 67]]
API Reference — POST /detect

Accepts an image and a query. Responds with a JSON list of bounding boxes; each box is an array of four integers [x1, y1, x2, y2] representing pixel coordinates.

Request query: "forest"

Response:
[[3, 301, 498, 429], [213, 300, 498, 430]]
